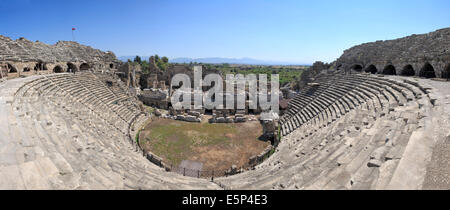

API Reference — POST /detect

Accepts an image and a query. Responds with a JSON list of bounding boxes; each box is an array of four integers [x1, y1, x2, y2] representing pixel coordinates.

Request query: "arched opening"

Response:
[[443, 64, 450, 79], [7, 63, 17, 73], [53, 66, 63, 73], [109, 63, 114, 68], [80, 63, 90, 71], [364, 65, 377, 74], [23, 67, 31, 72], [34, 62, 48, 71], [419, 63, 436, 78], [401, 65, 415, 76], [350, 64, 363, 72], [67, 63, 78, 73], [382, 65, 396, 75]]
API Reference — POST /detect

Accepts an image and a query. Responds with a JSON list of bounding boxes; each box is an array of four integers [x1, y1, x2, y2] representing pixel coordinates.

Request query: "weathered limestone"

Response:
[[336, 28, 450, 79], [213, 73, 448, 190], [2, 71, 446, 190], [216, 117, 226, 123], [235, 117, 246, 123], [188, 111, 201, 117], [0, 35, 120, 78], [1, 29, 448, 190], [208, 112, 248, 124], [0, 74, 219, 190], [185, 115, 201, 123]]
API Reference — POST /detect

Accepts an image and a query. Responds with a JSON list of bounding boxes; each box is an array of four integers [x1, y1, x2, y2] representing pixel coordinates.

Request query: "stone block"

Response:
[[188, 111, 201, 117], [216, 117, 226, 123], [185, 115, 200, 122], [235, 114, 244, 118], [368, 159, 383, 168]]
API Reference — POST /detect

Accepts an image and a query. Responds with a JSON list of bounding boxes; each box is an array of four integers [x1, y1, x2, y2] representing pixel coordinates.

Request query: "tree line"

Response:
[[128, 55, 170, 73]]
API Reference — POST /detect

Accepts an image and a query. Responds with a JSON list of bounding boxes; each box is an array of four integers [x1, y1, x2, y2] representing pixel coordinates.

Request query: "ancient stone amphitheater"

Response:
[[0, 29, 449, 190]]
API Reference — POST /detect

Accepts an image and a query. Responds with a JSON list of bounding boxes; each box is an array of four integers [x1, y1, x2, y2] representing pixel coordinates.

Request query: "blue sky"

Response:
[[0, 0, 449, 64]]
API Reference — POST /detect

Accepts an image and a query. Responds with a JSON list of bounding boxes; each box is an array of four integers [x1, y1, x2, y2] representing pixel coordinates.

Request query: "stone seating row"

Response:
[[280, 73, 420, 136], [14, 73, 143, 134], [2, 76, 217, 189], [217, 77, 429, 189]]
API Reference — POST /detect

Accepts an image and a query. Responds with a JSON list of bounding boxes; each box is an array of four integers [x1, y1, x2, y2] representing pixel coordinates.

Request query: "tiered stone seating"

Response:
[[0, 71, 445, 190], [279, 72, 427, 137], [93, 72, 133, 101], [215, 72, 441, 190], [0, 74, 219, 189]]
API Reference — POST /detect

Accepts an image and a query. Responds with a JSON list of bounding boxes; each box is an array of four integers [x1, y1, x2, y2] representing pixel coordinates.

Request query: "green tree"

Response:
[[157, 61, 168, 71], [134, 56, 142, 64], [161, 56, 169, 63], [141, 60, 149, 73]]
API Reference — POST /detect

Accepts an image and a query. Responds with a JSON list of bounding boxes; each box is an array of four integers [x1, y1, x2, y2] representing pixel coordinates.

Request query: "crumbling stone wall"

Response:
[[0, 35, 120, 78], [138, 89, 169, 109], [336, 28, 450, 78], [118, 62, 141, 88]]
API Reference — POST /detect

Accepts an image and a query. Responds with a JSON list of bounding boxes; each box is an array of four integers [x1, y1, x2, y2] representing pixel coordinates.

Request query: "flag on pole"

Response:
[[72, 27, 76, 41]]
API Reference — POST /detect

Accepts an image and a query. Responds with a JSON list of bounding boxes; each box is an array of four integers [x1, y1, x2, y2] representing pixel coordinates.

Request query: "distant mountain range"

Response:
[[117, 56, 310, 66]]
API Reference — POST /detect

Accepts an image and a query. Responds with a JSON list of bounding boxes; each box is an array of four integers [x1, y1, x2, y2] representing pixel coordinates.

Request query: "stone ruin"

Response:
[[130, 62, 284, 117], [0, 29, 449, 190], [336, 28, 450, 79], [208, 109, 248, 123], [260, 111, 280, 145], [138, 89, 169, 109], [0, 35, 120, 79]]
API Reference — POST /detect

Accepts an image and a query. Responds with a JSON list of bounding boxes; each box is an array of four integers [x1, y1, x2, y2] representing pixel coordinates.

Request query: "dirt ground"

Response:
[[139, 117, 270, 172]]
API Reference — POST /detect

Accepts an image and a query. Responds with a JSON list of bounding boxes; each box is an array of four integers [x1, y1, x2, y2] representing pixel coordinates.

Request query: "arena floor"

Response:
[[139, 117, 271, 172]]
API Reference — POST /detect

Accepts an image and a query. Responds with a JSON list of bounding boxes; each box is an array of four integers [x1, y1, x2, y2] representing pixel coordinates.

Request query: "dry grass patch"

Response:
[[139, 118, 269, 171]]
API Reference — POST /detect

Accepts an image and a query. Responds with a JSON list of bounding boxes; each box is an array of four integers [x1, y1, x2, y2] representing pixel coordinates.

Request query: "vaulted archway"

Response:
[[53, 66, 63, 73], [364, 65, 377, 74], [419, 63, 436, 78], [67, 63, 78, 73], [80, 63, 90, 71], [350, 64, 363, 72], [382, 65, 396, 75], [23, 67, 31, 72], [7, 63, 17, 73], [34, 61, 48, 71], [401, 65, 415, 76]]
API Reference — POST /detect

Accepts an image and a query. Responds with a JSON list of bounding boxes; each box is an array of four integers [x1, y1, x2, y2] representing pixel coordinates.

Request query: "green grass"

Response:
[[144, 121, 239, 165], [265, 148, 276, 159], [146, 106, 155, 114], [136, 130, 140, 145]]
